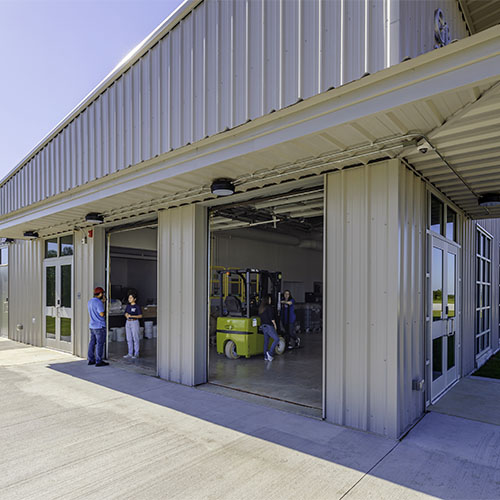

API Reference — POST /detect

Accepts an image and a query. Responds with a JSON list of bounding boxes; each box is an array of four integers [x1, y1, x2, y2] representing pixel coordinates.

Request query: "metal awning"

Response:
[[1, 25, 500, 238]]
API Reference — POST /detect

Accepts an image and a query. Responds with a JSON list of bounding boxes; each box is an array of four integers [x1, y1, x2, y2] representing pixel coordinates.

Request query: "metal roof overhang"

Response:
[[1, 25, 500, 239]]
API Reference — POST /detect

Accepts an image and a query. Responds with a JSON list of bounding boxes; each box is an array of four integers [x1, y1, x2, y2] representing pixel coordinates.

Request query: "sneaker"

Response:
[[88, 360, 95, 365], [95, 361, 109, 367], [123, 354, 132, 359], [132, 356, 137, 360], [296, 338, 301, 347], [266, 352, 274, 361]]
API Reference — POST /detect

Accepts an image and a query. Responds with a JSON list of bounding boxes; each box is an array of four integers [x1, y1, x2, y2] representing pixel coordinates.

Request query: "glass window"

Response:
[[475, 227, 492, 356], [432, 247, 443, 321], [45, 316, 56, 339], [446, 208, 457, 242], [60, 318, 72, 342], [0, 247, 7, 265], [433, 337, 443, 381], [60, 235, 74, 256], [61, 265, 72, 308], [430, 195, 444, 235], [45, 238, 58, 258], [46, 267, 56, 307]]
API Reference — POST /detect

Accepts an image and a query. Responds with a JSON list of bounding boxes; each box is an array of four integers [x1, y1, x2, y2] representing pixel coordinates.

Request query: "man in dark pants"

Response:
[[87, 287, 109, 367]]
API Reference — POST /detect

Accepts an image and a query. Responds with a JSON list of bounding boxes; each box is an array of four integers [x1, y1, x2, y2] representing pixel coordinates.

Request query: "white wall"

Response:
[[111, 228, 157, 251], [212, 232, 323, 301]]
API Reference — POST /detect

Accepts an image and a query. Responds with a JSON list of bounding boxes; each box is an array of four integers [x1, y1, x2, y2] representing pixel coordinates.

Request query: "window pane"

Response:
[[486, 238, 491, 259], [447, 334, 455, 370], [61, 265, 72, 308], [0, 247, 7, 265], [432, 247, 443, 320], [447, 253, 456, 318], [46, 267, 56, 307], [45, 238, 58, 258], [431, 195, 443, 235], [433, 337, 443, 381], [60, 318, 72, 342], [446, 208, 457, 241], [46, 316, 56, 339], [60, 235, 74, 256]]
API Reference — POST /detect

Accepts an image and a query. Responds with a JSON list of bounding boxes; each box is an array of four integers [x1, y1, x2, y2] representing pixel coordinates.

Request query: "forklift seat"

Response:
[[225, 295, 243, 316]]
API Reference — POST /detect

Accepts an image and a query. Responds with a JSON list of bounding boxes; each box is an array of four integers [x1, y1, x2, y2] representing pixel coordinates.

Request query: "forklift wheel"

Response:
[[224, 340, 240, 359], [275, 337, 286, 356]]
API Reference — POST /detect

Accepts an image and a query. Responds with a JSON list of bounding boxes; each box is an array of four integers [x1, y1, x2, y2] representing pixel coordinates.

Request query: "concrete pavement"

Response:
[[0, 337, 499, 500]]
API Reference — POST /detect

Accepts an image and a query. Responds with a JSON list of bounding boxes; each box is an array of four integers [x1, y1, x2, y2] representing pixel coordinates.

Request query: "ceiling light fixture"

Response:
[[85, 212, 104, 224], [478, 193, 500, 207], [211, 178, 235, 197], [23, 231, 39, 239]]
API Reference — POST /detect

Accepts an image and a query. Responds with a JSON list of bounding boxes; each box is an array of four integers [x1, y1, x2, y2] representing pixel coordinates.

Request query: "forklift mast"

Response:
[[217, 268, 282, 319]]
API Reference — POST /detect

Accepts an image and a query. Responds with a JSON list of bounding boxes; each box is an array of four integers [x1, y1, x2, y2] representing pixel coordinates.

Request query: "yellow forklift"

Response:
[[216, 269, 286, 359]]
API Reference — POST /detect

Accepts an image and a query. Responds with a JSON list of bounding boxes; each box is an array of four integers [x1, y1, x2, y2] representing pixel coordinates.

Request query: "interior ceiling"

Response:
[[210, 186, 324, 235]]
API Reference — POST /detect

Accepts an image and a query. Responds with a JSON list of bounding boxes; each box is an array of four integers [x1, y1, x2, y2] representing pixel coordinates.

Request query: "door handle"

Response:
[[447, 318, 455, 336]]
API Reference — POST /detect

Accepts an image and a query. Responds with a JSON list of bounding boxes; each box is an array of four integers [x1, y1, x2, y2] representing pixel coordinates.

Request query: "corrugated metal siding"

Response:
[[1, 0, 392, 216], [461, 217, 476, 375], [399, 0, 469, 61], [73, 228, 105, 358], [476, 219, 500, 355], [397, 166, 426, 435], [157, 205, 207, 385], [462, 218, 500, 375], [8, 240, 43, 346], [325, 160, 401, 438]]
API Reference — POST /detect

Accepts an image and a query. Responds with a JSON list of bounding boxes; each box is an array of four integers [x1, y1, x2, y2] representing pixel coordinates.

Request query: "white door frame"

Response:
[[428, 232, 461, 403], [43, 256, 73, 352]]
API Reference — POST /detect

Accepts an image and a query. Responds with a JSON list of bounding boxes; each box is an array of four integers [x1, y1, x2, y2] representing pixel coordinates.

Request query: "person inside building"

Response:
[[258, 294, 279, 361], [87, 286, 109, 367], [124, 291, 143, 360], [281, 290, 300, 349]]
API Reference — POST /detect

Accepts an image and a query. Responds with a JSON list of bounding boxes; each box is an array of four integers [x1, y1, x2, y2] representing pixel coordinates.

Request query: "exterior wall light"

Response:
[[478, 193, 500, 207], [211, 178, 235, 196], [23, 231, 39, 238], [85, 212, 104, 223]]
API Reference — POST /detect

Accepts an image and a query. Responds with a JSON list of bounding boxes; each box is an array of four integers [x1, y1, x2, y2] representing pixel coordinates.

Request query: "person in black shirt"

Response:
[[124, 292, 143, 359], [258, 294, 280, 361]]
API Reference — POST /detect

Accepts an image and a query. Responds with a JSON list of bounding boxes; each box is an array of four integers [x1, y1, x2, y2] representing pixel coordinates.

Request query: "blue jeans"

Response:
[[262, 324, 279, 356], [88, 327, 106, 364]]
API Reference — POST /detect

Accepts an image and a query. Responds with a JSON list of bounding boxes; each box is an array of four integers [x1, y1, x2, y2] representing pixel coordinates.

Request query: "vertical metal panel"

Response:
[[8, 240, 42, 346], [397, 166, 426, 435], [2, 0, 396, 216], [157, 205, 207, 385], [73, 227, 106, 358], [325, 159, 425, 438], [399, 0, 469, 62], [462, 218, 477, 375], [325, 160, 401, 438]]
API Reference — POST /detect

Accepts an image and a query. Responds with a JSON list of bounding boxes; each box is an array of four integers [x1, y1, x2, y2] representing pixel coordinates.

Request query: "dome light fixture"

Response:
[[85, 212, 104, 224], [211, 178, 235, 197], [23, 231, 39, 239], [478, 193, 500, 207]]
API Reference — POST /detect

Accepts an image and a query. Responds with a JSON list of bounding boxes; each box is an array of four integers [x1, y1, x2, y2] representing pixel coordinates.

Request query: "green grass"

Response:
[[473, 351, 500, 379]]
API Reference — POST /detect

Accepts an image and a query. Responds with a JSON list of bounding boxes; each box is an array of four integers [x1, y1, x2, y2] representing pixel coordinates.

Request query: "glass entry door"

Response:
[[43, 256, 73, 352], [430, 236, 460, 402]]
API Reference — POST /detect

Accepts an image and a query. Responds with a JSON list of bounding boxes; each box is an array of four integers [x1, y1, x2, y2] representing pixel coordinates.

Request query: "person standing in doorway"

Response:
[[259, 294, 280, 361], [124, 291, 143, 360], [282, 290, 300, 349], [87, 287, 109, 367]]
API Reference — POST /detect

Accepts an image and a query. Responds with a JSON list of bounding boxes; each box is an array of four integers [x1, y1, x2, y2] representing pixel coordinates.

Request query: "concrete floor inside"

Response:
[[209, 332, 322, 410], [107, 338, 157, 375]]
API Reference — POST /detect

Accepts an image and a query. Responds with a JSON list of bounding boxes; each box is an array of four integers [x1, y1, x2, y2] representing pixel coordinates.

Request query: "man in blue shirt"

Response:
[[87, 287, 109, 366]]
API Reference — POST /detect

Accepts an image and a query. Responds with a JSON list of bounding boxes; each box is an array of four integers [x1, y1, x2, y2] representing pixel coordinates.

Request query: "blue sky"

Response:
[[0, 0, 184, 181]]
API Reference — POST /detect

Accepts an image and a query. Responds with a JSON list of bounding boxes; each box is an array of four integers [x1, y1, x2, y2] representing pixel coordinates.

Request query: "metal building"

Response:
[[1, 0, 500, 439]]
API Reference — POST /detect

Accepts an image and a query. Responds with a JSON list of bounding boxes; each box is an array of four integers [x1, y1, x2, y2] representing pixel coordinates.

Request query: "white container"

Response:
[[116, 327, 126, 342]]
